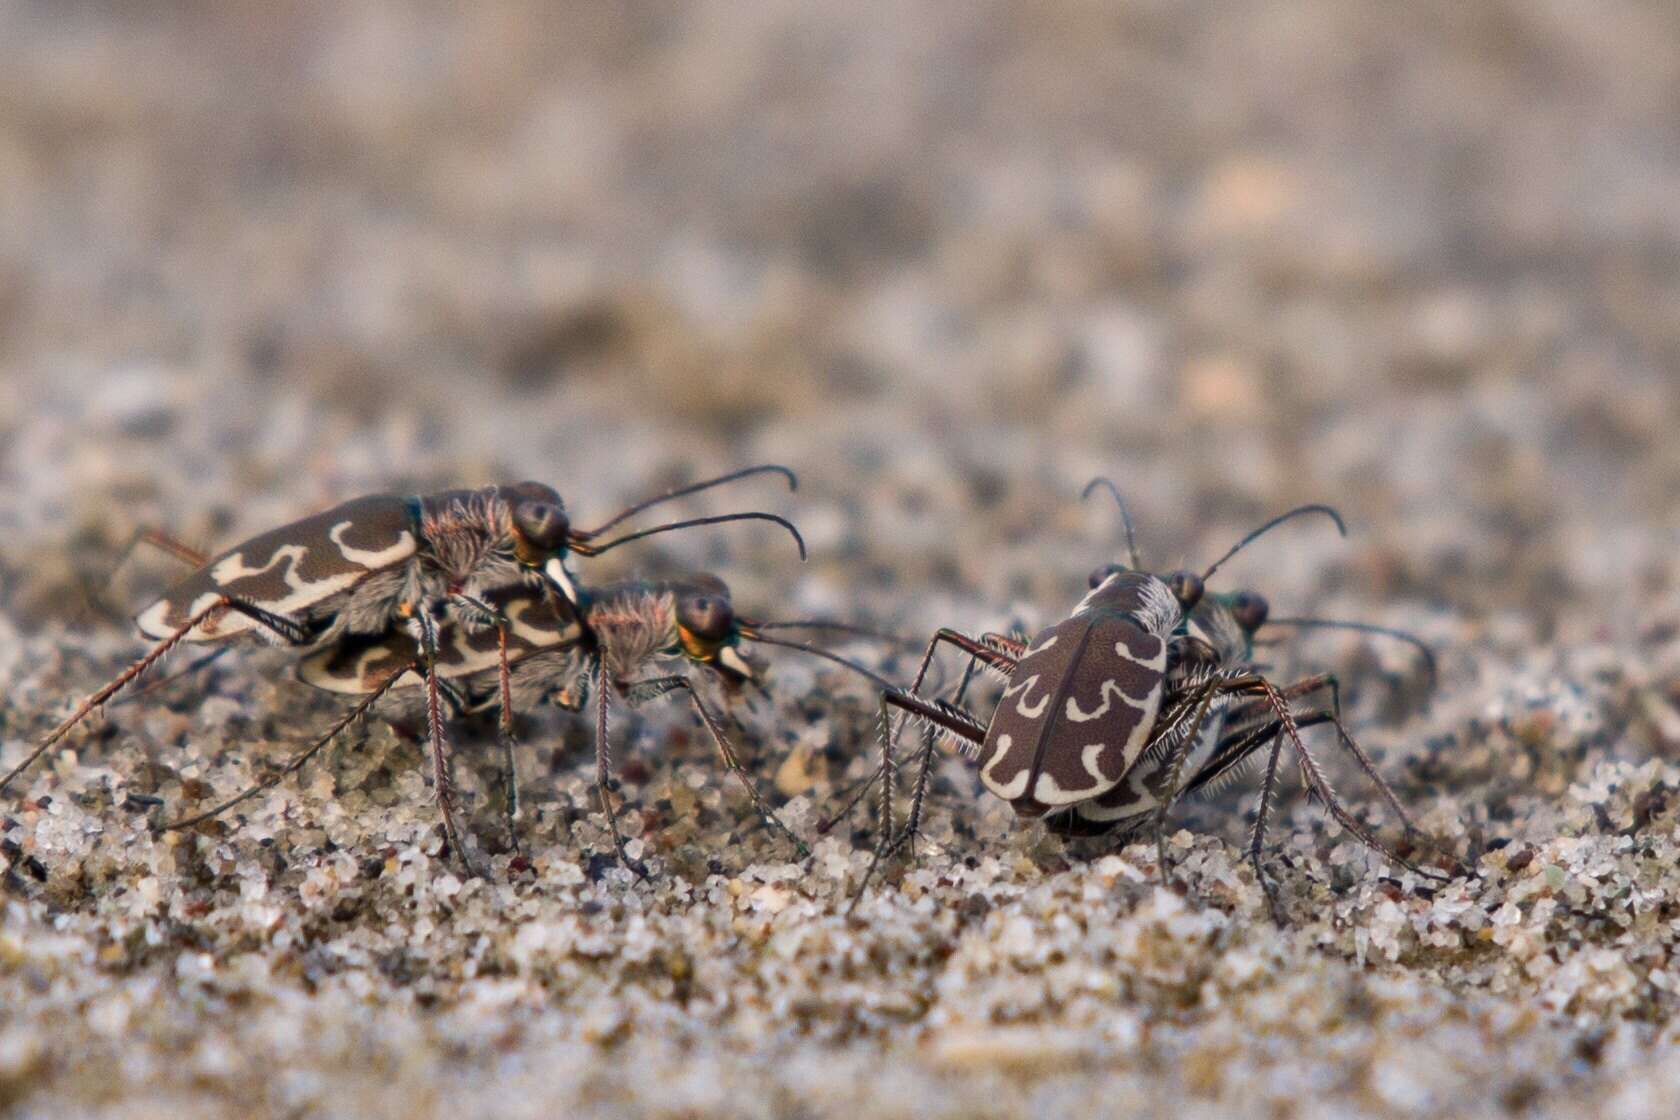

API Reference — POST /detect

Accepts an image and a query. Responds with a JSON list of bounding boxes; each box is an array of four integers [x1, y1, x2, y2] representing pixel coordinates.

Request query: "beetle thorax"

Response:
[[416, 489, 536, 601], [1072, 570, 1182, 638], [587, 590, 680, 684]]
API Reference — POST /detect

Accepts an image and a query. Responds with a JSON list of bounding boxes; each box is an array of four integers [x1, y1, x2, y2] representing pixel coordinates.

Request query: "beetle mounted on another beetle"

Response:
[[157, 571, 898, 876], [2, 465, 807, 865]]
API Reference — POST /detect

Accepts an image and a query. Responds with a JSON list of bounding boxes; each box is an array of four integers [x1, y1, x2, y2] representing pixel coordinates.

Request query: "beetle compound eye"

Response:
[[1230, 590, 1269, 633], [678, 594, 735, 643], [1167, 570, 1204, 609], [1087, 563, 1127, 589], [513, 500, 571, 555]]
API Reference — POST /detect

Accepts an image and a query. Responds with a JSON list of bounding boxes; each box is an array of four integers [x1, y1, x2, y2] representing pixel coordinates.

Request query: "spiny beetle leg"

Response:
[[593, 660, 650, 880], [412, 609, 485, 878], [159, 667, 411, 832], [823, 627, 1015, 838], [848, 687, 988, 914], [644, 674, 810, 862], [2, 599, 265, 797], [451, 591, 523, 855]]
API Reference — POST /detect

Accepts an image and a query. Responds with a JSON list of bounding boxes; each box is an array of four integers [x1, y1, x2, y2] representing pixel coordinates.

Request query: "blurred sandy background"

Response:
[[3, 3, 1680, 1118]]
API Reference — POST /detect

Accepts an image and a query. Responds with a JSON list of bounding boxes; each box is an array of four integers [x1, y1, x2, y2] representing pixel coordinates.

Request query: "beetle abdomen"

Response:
[[135, 495, 418, 642], [979, 613, 1167, 815]]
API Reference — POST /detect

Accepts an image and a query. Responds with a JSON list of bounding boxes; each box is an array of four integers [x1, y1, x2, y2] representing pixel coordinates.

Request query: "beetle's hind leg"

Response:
[[1, 597, 311, 802], [1231, 674, 1451, 914], [158, 665, 414, 833], [1273, 673, 1468, 878]]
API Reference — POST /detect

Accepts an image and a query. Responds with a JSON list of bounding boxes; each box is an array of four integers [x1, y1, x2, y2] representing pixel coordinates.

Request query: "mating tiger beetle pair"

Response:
[[3, 467, 1458, 917], [2, 465, 876, 877]]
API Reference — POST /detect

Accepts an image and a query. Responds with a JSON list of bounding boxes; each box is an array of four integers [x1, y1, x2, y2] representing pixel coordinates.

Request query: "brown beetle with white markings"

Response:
[[847, 483, 1455, 915], [969, 567, 1186, 816], [1, 466, 806, 869]]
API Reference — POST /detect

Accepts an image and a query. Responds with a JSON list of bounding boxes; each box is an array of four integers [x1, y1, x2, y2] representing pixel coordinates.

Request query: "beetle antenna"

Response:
[[579, 465, 797, 537], [751, 618, 917, 652], [577, 512, 807, 561], [1264, 617, 1438, 685], [745, 633, 898, 691], [1200, 504, 1346, 581], [1081, 477, 1140, 568]]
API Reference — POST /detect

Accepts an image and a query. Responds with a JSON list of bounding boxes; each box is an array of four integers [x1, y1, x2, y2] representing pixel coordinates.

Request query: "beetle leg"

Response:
[[1249, 728, 1290, 924], [3, 599, 246, 796], [593, 658, 650, 879], [159, 664, 414, 832], [112, 646, 232, 708], [1263, 672, 1465, 879], [1235, 673, 1450, 886], [847, 686, 989, 914], [493, 610, 520, 854], [450, 591, 522, 854], [645, 674, 809, 861], [885, 631, 1014, 862], [820, 628, 1014, 837], [410, 609, 484, 876], [221, 595, 317, 646], [1146, 677, 1228, 889], [83, 527, 210, 620], [978, 632, 1029, 659]]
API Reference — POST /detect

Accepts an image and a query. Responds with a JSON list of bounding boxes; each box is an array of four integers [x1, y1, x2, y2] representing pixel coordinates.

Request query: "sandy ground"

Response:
[[4, 3, 1680, 1117]]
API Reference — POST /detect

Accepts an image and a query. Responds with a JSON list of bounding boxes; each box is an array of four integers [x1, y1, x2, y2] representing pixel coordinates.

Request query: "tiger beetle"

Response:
[[848, 480, 1455, 919], [157, 574, 896, 876], [1, 466, 807, 867]]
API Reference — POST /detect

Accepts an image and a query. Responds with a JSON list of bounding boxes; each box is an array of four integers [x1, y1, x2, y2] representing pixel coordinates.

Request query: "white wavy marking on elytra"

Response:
[[328, 521, 416, 569], [135, 595, 203, 639], [1026, 633, 1059, 654], [299, 644, 423, 694], [981, 733, 1026, 799], [1029, 739, 1127, 804], [182, 543, 363, 639], [1065, 678, 1156, 722], [1117, 685, 1164, 773], [1001, 673, 1049, 719], [1016, 687, 1050, 719], [139, 523, 414, 642], [1081, 740, 1116, 783], [1113, 635, 1166, 670], [982, 735, 1031, 801], [136, 588, 264, 641], [1032, 764, 1108, 805], [1076, 713, 1218, 822], [505, 597, 580, 647], [1088, 694, 1235, 818]]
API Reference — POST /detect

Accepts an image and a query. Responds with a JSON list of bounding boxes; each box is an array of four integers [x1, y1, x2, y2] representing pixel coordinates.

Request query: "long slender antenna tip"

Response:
[[1080, 476, 1141, 569], [580, 464, 802, 538], [586, 511, 807, 562], [1201, 503, 1347, 581]]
